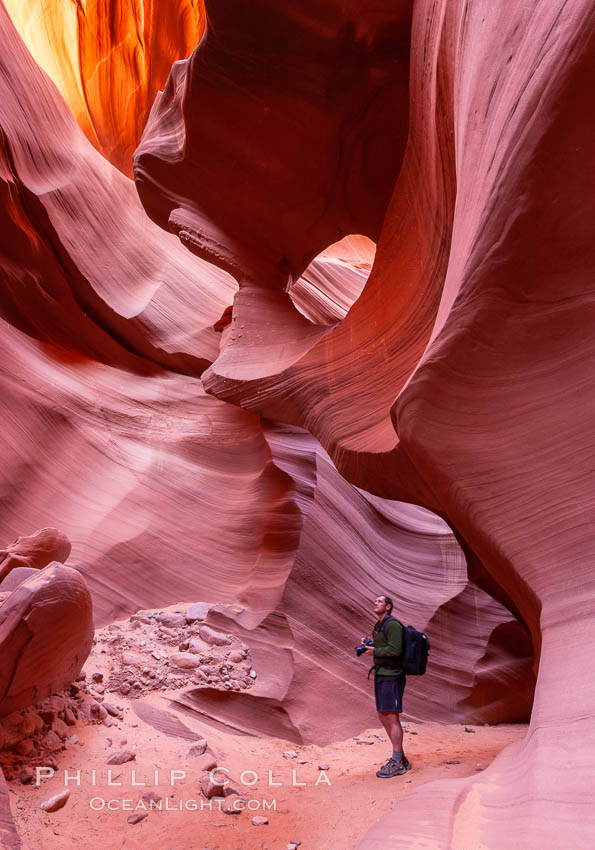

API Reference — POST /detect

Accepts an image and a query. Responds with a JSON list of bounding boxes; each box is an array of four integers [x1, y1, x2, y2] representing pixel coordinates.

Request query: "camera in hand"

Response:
[[355, 637, 374, 657]]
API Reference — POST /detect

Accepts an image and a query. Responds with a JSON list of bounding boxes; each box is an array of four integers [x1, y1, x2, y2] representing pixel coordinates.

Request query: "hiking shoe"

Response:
[[377, 755, 412, 771], [376, 757, 408, 778]]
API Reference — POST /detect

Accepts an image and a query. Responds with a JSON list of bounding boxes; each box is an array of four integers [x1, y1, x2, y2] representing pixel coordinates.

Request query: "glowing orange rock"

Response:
[[4, 0, 205, 175]]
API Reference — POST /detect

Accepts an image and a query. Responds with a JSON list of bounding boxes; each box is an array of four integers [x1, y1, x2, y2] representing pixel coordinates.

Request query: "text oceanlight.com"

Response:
[[89, 796, 277, 811]]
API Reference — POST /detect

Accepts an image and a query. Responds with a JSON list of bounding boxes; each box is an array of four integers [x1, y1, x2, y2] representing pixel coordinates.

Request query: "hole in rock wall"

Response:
[[288, 234, 376, 326]]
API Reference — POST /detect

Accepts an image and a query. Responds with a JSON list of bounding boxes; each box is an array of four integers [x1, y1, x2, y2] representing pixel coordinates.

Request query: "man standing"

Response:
[[363, 594, 411, 778]]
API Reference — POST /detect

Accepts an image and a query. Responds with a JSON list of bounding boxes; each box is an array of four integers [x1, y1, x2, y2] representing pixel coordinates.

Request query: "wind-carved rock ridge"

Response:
[[133, 0, 595, 846]]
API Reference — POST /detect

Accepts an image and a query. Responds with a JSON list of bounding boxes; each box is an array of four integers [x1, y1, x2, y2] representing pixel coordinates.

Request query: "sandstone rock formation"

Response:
[[0, 768, 19, 848], [4, 0, 205, 175], [0, 528, 70, 585], [0, 563, 93, 716], [134, 0, 595, 846], [0, 0, 527, 741], [1, 0, 591, 845]]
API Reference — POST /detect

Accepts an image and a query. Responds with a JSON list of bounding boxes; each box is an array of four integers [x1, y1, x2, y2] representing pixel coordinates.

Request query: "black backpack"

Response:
[[379, 616, 430, 676]]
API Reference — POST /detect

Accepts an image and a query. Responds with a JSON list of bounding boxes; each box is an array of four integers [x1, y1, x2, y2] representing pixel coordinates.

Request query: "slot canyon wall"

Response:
[[3, 0, 205, 175], [0, 0, 592, 847], [133, 0, 595, 847]]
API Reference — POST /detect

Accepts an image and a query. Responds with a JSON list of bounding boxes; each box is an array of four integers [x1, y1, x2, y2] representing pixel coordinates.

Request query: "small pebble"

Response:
[[107, 749, 136, 765], [40, 789, 70, 812]]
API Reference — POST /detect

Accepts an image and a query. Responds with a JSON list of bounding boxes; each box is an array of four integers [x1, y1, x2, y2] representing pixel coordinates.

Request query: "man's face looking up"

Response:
[[373, 596, 390, 618]]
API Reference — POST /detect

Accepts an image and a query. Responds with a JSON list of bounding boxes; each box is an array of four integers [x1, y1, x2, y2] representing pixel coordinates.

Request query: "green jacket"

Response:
[[373, 616, 403, 676]]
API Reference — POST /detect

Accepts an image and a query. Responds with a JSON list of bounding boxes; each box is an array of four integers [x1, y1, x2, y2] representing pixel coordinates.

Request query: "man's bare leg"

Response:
[[378, 711, 404, 753]]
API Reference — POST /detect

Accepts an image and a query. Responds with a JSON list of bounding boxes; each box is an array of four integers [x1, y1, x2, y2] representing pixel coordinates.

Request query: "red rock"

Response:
[[39, 710, 56, 726], [0, 767, 20, 845], [183, 740, 208, 758], [121, 652, 143, 667], [21, 712, 43, 736], [185, 603, 209, 623], [200, 772, 226, 799], [52, 718, 69, 740], [19, 768, 34, 785], [127, 813, 148, 825], [195, 755, 217, 773], [187, 637, 210, 655], [169, 652, 200, 670], [107, 750, 136, 765], [41, 731, 63, 753], [158, 611, 186, 628], [0, 564, 93, 716], [63, 709, 76, 727], [15, 739, 34, 757], [198, 626, 231, 647], [0, 529, 71, 586], [39, 789, 70, 813]]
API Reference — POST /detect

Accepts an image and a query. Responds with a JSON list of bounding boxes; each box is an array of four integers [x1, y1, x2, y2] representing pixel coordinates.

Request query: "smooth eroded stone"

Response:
[[169, 652, 200, 670], [39, 789, 70, 812], [0, 564, 93, 716], [198, 626, 231, 647], [107, 749, 136, 765]]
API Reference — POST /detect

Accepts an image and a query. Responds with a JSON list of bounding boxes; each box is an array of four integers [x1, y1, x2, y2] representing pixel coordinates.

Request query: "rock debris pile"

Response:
[[96, 604, 256, 697]]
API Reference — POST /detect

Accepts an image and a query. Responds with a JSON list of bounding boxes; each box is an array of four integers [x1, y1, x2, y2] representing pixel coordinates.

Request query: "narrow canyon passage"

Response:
[[0, 0, 593, 848]]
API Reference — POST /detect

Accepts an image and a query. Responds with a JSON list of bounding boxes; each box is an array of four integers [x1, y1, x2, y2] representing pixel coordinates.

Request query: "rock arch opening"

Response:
[[288, 235, 376, 326]]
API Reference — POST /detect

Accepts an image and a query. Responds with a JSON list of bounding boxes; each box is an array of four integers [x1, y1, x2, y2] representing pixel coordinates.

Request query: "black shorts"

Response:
[[374, 673, 406, 713]]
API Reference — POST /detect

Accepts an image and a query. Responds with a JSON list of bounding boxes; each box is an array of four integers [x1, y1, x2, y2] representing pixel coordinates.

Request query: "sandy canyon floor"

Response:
[[1, 610, 527, 850]]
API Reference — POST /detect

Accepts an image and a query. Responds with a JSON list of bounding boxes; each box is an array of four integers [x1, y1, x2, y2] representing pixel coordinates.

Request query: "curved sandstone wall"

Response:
[[133, 0, 595, 846]]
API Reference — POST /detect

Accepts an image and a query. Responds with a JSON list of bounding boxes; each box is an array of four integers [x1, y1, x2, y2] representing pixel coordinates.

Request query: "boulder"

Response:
[[185, 602, 209, 623], [0, 565, 93, 716], [198, 626, 231, 647], [169, 652, 200, 670]]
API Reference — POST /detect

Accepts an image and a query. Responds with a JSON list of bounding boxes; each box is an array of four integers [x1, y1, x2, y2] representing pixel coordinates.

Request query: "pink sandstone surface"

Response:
[[0, 0, 592, 846], [133, 0, 595, 847]]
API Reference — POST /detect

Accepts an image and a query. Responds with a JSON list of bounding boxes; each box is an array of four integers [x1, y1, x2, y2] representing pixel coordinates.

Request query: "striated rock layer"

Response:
[[4, 0, 205, 175], [0, 0, 528, 742], [0, 0, 236, 377], [135, 0, 595, 846], [0, 768, 19, 848], [0, 0, 582, 844]]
